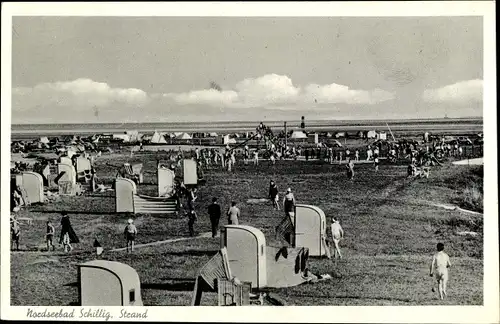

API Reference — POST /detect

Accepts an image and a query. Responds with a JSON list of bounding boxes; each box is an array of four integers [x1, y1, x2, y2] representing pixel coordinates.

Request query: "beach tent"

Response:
[[177, 132, 192, 140], [294, 205, 329, 257], [57, 158, 77, 195], [158, 167, 175, 197], [183, 159, 198, 185], [367, 130, 377, 139], [209, 132, 218, 137], [40, 137, 50, 144], [223, 135, 237, 145], [78, 260, 143, 306], [151, 131, 167, 144], [221, 225, 309, 290], [21, 172, 45, 204], [290, 130, 307, 139], [376, 132, 387, 140], [126, 130, 141, 142]]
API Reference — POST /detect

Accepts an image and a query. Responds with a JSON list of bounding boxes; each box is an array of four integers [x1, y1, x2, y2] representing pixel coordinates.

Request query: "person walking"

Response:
[[429, 242, 452, 300], [59, 212, 79, 251], [124, 218, 138, 252], [283, 188, 296, 220], [46, 221, 55, 251], [208, 197, 222, 238], [227, 201, 240, 225], [330, 218, 344, 259], [268, 180, 280, 210], [11, 218, 21, 251]]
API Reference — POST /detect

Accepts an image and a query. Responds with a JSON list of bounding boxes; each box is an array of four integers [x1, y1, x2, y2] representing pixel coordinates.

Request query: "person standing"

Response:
[[124, 219, 138, 252], [208, 197, 222, 238], [253, 150, 259, 165], [283, 188, 296, 219], [330, 218, 344, 259], [227, 202, 240, 225], [187, 210, 198, 237], [59, 212, 79, 250], [429, 242, 452, 300], [46, 221, 55, 251], [355, 149, 360, 162], [11, 218, 21, 251], [268, 180, 280, 210]]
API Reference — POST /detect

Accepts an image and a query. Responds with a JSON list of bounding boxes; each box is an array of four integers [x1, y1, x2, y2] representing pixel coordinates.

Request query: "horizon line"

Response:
[[11, 115, 483, 126]]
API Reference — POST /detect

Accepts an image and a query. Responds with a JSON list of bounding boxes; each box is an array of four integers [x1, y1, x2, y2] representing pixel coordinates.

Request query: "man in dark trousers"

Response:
[[207, 197, 222, 238]]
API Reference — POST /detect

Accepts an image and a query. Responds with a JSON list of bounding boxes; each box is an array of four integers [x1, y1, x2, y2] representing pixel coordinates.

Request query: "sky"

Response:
[[11, 16, 483, 124]]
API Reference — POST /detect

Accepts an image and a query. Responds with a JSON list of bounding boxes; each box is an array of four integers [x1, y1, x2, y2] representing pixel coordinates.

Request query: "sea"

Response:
[[10, 117, 483, 140]]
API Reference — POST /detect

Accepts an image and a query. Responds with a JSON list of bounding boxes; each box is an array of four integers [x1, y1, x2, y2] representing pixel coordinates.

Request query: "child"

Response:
[[62, 231, 72, 253], [330, 218, 344, 259], [46, 221, 55, 251], [374, 155, 379, 171], [11, 219, 21, 251], [429, 242, 452, 300], [124, 219, 138, 253], [187, 210, 198, 237]]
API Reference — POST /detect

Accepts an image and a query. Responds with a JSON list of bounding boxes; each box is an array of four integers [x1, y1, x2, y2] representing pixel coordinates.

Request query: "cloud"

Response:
[[165, 74, 394, 108], [12, 78, 149, 111], [423, 79, 483, 103]]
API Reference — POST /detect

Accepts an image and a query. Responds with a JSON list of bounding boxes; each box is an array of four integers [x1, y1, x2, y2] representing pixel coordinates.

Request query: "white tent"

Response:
[[174, 132, 183, 137], [126, 130, 141, 142], [367, 130, 377, 138], [113, 134, 131, 142], [177, 132, 192, 140], [40, 137, 50, 144], [223, 135, 237, 144], [151, 131, 167, 144], [376, 132, 387, 140], [209, 132, 218, 137], [290, 130, 307, 139]]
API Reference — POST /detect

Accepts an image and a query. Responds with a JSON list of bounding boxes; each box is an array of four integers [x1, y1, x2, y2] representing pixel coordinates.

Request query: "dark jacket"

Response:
[[59, 215, 80, 244], [208, 203, 221, 219], [269, 184, 278, 198]]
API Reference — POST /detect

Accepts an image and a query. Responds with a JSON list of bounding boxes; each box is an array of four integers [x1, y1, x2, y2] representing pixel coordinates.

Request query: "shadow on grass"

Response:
[[162, 250, 219, 257], [33, 210, 129, 216], [141, 282, 195, 291]]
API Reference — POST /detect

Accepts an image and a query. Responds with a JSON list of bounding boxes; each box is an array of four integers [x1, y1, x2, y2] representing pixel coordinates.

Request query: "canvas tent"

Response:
[[177, 133, 192, 140], [40, 137, 50, 144], [376, 132, 387, 140], [209, 132, 218, 137], [150, 131, 167, 144], [78, 260, 143, 306], [290, 130, 307, 139]]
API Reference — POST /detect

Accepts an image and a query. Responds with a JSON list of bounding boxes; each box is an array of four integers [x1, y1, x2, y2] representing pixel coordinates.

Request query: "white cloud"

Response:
[[12, 78, 149, 111], [165, 74, 394, 108], [423, 79, 483, 103]]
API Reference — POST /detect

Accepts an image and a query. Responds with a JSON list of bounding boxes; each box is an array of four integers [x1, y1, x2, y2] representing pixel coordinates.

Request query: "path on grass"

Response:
[[109, 231, 213, 252]]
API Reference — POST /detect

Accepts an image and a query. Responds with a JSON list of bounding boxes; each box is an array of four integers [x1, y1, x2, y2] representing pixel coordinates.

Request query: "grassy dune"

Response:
[[10, 152, 483, 306]]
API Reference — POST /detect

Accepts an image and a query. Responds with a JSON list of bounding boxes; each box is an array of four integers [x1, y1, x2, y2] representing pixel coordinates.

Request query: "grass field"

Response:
[[10, 149, 483, 306]]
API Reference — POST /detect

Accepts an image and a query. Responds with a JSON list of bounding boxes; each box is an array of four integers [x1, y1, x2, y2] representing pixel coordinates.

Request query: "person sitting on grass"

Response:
[[46, 221, 55, 251], [124, 219, 138, 253], [429, 242, 452, 300]]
